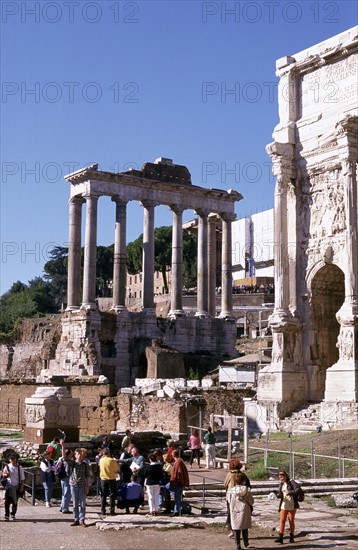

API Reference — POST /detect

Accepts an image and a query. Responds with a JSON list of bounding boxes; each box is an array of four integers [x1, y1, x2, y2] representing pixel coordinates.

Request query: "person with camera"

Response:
[[2, 453, 25, 521], [274, 470, 302, 544]]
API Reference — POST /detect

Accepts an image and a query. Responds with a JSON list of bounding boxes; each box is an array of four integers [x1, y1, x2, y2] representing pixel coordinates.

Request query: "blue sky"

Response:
[[1, 0, 357, 294]]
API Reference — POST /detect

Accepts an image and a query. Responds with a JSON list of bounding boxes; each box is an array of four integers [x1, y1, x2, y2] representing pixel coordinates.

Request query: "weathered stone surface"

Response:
[[257, 27, 358, 430]]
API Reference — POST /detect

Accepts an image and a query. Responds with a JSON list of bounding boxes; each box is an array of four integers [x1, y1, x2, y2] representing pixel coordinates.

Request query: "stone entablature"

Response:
[[257, 26, 358, 425]]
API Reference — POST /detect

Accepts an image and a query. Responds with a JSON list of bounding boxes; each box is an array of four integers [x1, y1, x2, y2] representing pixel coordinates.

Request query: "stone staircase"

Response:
[[279, 402, 323, 434], [184, 478, 358, 514]]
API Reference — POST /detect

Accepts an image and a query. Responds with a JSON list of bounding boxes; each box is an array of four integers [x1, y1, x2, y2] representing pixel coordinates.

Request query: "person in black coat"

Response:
[[274, 470, 301, 544]]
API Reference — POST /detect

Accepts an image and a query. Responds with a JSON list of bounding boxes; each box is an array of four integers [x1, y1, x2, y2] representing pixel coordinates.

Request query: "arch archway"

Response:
[[309, 264, 345, 397]]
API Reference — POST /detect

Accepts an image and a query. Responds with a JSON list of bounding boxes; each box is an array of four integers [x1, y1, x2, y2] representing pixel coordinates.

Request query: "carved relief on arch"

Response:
[[306, 171, 345, 239]]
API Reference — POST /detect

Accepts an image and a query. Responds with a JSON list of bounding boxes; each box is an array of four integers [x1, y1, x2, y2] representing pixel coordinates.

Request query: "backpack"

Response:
[[297, 486, 305, 502], [292, 480, 304, 502], [54, 459, 67, 480], [47, 445, 55, 460]]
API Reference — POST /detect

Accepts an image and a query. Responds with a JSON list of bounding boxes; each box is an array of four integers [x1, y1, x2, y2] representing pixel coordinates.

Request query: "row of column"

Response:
[[66, 194, 235, 319]]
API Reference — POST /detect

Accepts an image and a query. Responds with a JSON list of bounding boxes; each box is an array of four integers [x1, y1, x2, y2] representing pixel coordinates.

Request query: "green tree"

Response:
[[126, 226, 197, 294], [96, 245, 114, 296], [43, 246, 68, 307], [0, 282, 38, 333]]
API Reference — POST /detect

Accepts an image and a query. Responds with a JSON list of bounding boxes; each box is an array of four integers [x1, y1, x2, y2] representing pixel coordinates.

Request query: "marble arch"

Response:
[[256, 27, 358, 428]]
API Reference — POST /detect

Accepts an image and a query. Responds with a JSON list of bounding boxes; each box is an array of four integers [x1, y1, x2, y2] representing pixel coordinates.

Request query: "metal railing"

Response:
[[249, 444, 358, 479]]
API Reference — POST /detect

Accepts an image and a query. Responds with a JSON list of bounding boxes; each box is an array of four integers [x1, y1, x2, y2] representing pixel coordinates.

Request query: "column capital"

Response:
[[195, 208, 210, 218], [69, 195, 85, 205], [219, 212, 236, 222], [141, 199, 158, 209], [83, 191, 100, 201], [111, 195, 128, 206], [169, 204, 184, 215]]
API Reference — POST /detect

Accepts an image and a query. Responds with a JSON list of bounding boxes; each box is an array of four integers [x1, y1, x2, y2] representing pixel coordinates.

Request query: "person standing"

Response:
[[47, 436, 62, 461], [144, 453, 163, 516], [2, 453, 25, 521], [61, 439, 89, 527], [226, 473, 254, 550], [188, 429, 201, 468], [274, 470, 301, 544], [203, 426, 216, 469], [224, 459, 251, 540], [56, 449, 73, 514], [99, 447, 119, 516], [169, 450, 189, 517], [40, 450, 55, 507], [121, 429, 133, 452]]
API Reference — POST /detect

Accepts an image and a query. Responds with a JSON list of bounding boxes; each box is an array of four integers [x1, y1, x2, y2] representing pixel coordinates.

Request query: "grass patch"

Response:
[[0, 430, 23, 440], [326, 496, 336, 508]]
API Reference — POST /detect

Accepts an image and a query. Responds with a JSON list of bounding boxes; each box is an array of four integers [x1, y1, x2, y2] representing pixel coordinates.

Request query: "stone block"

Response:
[[163, 384, 178, 399], [141, 382, 163, 395], [157, 389, 165, 398]]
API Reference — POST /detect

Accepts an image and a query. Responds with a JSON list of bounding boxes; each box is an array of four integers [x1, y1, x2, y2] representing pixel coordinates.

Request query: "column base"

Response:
[[324, 360, 358, 402], [65, 305, 81, 312], [168, 309, 185, 318], [257, 362, 308, 402], [218, 312, 235, 321], [195, 311, 210, 318], [80, 302, 97, 310]]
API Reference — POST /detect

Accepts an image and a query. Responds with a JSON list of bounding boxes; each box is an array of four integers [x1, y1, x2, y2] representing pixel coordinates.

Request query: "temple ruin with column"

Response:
[[251, 26, 358, 430], [41, 158, 242, 387]]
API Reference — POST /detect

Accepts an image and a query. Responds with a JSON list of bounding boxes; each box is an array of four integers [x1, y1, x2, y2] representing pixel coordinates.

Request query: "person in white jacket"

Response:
[[226, 473, 254, 550], [40, 450, 55, 507]]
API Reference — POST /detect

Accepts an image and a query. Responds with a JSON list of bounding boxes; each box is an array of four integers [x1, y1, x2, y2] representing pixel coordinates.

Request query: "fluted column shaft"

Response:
[[196, 210, 209, 317], [220, 214, 234, 318], [142, 201, 156, 310], [343, 160, 358, 302], [208, 216, 217, 317], [169, 206, 184, 316], [274, 176, 289, 313], [112, 197, 127, 310], [67, 196, 83, 310], [82, 193, 99, 308]]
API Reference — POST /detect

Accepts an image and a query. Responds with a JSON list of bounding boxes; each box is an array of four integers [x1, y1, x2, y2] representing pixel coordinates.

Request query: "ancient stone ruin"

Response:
[[255, 26, 358, 429], [37, 157, 241, 387]]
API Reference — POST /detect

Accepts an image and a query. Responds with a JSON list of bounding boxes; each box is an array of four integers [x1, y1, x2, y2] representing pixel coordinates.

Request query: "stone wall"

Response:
[[0, 381, 252, 437], [0, 317, 61, 379]]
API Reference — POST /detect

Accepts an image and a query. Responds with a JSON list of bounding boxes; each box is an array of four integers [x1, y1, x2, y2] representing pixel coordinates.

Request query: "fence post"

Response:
[[32, 472, 36, 506], [202, 477, 206, 511], [243, 414, 248, 466], [289, 436, 293, 479], [227, 415, 232, 462], [338, 439, 341, 478], [311, 441, 314, 479]]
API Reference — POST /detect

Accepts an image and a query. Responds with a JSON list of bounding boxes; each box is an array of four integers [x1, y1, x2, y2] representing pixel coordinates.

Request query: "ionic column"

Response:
[[169, 205, 184, 317], [141, 200, 156, 311], [195, 209, 210, 317], [67, 196, 84, 310], [112, 197, 128, 311], [82, 193, 99, 309], [208, 215, 217, 317], [219, 213, 235, 319]]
